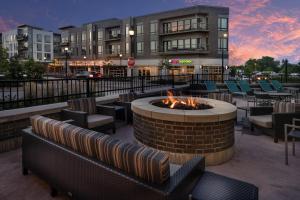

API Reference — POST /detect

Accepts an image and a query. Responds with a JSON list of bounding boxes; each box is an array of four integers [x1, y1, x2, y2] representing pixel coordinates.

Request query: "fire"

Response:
[[162, 90, 199, 109]]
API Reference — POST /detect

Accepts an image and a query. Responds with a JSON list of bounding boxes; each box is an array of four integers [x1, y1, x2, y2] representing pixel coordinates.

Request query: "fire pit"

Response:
[[132, 93, 237, 165]]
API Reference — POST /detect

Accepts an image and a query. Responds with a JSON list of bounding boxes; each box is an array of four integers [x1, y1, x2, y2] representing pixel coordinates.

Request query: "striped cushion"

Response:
[[68, 97, 97, 114], [208, 93, 233, 103], [273, 101, 296, 113], [119, 92, 137, 102], [31, 115, 65, 139]]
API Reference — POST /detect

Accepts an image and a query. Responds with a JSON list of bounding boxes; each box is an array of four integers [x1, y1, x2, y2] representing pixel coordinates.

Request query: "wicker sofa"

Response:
[[23, 115, 205, 200], [249, 101, 300, 143]]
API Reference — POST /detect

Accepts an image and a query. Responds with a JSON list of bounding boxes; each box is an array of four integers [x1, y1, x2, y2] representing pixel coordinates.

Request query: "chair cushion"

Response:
[[208, 93, 233, 104], [273, 101, 300, 113], [68, 97, 97, 115], [87, 114, 114, 129], [249, 115, 272, 128]]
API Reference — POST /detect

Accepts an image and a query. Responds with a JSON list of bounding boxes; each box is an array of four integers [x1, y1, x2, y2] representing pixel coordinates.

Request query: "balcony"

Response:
[[160, 23, 208, 36], [16, 34, 28, 41], [105, 34, 121, 42], [159, 46, 209, 55]]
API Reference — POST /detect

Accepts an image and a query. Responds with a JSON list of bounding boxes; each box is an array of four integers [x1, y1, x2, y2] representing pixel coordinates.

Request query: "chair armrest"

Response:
[[165, 157, 205, 198], [61, 109, 87, 127], [293, 118, 300, 125], [96, 105, 116, 119], [250, 106, 273, 116]]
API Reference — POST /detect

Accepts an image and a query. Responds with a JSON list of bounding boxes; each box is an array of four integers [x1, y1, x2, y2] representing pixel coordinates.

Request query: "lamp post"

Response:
[[129, 28, 135, 92], [83, 56, 87, 71], [221, 33, 228, 83], [64, 47, 69, 78], [119, 53, 123, 66]]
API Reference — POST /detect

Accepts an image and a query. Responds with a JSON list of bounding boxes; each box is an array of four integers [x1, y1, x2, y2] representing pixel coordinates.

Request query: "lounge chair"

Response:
[[238, 80, 256, 106], [271, 80, 285, 92], [258, 80, 276, 92], [204, 80, 219, 92], [224, 80, 245, 95]]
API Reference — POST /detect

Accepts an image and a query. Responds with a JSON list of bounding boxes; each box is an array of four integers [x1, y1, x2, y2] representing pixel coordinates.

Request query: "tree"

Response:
[[24, 59, 46, 79], [7, 56, 24, 79], [0, 47, 9, 73]]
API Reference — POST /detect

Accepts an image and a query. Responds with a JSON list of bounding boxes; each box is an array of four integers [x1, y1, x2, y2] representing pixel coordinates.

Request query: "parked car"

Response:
[[76, 71, 102, 79]]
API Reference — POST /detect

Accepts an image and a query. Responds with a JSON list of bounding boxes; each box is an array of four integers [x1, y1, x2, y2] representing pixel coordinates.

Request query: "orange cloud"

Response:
[[185, 0, 300, 65]]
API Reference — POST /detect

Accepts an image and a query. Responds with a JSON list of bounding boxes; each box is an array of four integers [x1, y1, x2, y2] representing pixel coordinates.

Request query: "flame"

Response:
[[162, 90, 199, 109]]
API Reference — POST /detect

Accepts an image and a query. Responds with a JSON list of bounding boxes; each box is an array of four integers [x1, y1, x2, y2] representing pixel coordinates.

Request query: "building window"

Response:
[[163, 23, 171, 33], [184, 19, 191, 30], [137, 42, 144, 54], [185, 39, 191, 49], [82, 32, 86, 41], [44, 35, 51, 43], [82, 46, 87, 55], [36, 34, 42, 42], [178, 20, 184, 31], [150, 40, 157, 53], [171, 21, 178, 32], [136, 24, 144, 35], [36, 43, 42, 51], [218, 38, 228, 50], [98, 45, 103, 55], [44, 53, 51, 60], [110, 29, 120, 38], [44, 44, 51, 52], [178, 40, 184, 49], [98, 30, 103, 40], [150, 22, 157, 34], [191, 38, 198, 49], [37, 52, 43, 60], [171, 40, 177, 49], [70, 34, 76, 43], [191, 18, 198, 29], [218, 18, 228, 30], [126, 42, 129, 54]]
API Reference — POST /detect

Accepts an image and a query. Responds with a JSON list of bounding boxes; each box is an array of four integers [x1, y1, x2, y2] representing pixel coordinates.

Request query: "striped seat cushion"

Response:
[[273, 101, 297, 113], [208, 93, 233, 103], [95, 137, 170, 184], [31, 115, 65, 139], [119, 92, 137, 102], [68, 97, 97, 114]]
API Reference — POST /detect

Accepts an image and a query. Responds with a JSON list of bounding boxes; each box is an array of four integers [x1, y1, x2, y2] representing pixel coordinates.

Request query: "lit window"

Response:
[[150, 41, 157, 52], [98, 45, 103, 55], [218, 18, 228, 30], [171, 21, 178, 32]]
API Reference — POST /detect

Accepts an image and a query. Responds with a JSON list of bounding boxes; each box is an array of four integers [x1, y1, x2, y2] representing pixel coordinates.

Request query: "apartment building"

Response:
[[56, 5, 229, 77], [1, 24, 60, 62]]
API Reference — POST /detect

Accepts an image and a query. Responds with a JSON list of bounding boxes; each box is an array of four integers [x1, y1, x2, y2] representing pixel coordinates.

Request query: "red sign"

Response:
[[127, 57, 135, 68]]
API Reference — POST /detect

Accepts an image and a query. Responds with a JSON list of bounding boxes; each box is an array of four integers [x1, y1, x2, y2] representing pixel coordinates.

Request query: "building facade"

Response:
[[1, 25, 60, 62], [55, 5, 229, 77]]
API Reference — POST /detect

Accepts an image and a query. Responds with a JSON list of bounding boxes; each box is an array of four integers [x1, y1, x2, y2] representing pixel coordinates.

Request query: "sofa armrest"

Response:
[[96, 105, 116, 119], [166, 157, 205, 199], [250, 106, 273, 116], [61, 109, 87, 127]]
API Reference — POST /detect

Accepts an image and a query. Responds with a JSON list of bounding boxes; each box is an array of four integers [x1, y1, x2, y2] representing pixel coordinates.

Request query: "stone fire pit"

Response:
[[132, 97, 237, 165]]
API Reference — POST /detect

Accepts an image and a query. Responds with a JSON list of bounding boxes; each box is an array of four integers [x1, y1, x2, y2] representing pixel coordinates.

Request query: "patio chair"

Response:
[[271, 80, 285, 92], [204, 80, 219, 92], [285, 118, 300, 165], [224, 80, 245, 96], [249, 101, 300, 143], [258, 80, 276, 92], [62, 97, 116, 133], [238, 80, 256, 107]]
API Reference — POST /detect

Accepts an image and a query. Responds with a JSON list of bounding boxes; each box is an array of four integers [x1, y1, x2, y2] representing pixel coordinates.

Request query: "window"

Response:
[[137, 42, 144, 54], [218, 38, 228, 50], [163, 23, 171, 33], [36, 43, 42, 51], [82, 46, 86, 55], [185, 39, 191, 49], [44, 53, 51, 60], [126, 42, 129, 54], [36, 34, 42, 42], [184, 19, 191, 30], [37, 52, 43, 60], [191, 18, 198, 29], [171, 21, 178, 32], [82, 32, 86, 41], [136, 24, 144, 35], [178, 21, 184, 31], [172, 40, 177, 49], [70, 34, 76, 43], [150, 22, 158, 34], [191, 38, 198, 49], [110, 29, 120, 38], [218, 18, 228, 30], [117, 44, 121, 54], [150, 41, 157, 53], [178, 40, 184, 49], [44, 44, 51, 52], [98, 45, 103, 55], [44, 35, 51, 43], [98, 30, 103, 40]]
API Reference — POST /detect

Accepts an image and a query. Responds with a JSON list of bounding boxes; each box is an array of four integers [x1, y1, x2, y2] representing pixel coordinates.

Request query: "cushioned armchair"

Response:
[[249, 101, 300, 143], [114, 92, 138, 124], [62, 97, 116, 133]]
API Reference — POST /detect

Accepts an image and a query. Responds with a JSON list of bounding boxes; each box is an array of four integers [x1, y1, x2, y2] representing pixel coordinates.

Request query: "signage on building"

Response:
[[169, 59, 193, 65], [128, 57, 135, 68]]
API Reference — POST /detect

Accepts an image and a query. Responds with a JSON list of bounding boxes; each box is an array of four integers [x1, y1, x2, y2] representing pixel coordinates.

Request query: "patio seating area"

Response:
[[0, 80, 300, 200]]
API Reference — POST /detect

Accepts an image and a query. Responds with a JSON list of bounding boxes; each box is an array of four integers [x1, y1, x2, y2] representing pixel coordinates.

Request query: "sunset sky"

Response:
[[0, 0, 299, 65]]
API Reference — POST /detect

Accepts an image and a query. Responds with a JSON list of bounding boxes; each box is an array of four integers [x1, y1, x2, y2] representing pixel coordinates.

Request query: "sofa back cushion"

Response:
[[68, 97, 96, 114], [208, 93, 233, 104], [31, 115, 65, 139], [273, 101, 300, 113], [119, 92, 137, 103]]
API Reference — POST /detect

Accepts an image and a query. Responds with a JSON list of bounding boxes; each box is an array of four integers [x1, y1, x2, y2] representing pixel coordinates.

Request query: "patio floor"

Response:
[[0, 98, 300, 200]]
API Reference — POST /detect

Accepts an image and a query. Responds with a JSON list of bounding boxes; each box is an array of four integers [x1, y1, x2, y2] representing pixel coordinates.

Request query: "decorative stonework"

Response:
[[132, 97, 237, 165]]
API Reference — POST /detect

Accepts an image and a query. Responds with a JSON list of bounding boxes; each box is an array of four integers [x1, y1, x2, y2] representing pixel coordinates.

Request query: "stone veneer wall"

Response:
[[133, 113, 234, 154]]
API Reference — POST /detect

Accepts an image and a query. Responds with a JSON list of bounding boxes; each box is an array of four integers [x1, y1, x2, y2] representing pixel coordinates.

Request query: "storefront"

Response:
[[103, 65, 127, 77]]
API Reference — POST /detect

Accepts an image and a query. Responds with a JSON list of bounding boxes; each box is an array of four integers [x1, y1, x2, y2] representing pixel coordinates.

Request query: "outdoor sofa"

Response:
[[22, 116, 259, 200], [249, 101, 300, 143]]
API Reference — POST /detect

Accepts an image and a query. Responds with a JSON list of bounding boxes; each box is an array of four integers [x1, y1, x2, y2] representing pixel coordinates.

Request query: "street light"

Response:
[[83, 56, 87, 71], [221, 33, 228, 83], [119, 53, 123, 66], [64, 47, 69, 78]]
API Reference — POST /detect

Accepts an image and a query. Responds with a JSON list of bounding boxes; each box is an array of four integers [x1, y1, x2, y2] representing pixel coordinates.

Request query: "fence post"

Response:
[[86, 78, 90, 97], [141, 75, 145, 93]]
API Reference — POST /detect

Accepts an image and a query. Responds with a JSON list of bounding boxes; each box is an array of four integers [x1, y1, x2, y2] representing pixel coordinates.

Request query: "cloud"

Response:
[[185, 0, 300, 65], [0, 17, 20, 32]]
